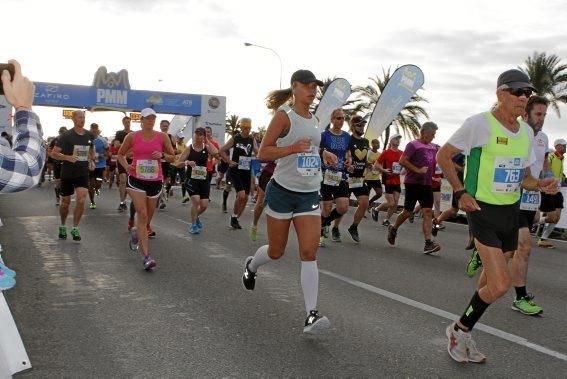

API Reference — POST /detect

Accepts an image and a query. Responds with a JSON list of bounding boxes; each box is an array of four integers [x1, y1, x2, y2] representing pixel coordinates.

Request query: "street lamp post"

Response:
[[244, 42, 283, 89]]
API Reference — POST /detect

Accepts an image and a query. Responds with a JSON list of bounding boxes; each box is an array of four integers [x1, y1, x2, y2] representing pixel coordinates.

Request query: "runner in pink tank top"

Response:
[[130, 131, 164, 181], [117, 108, 175, 271]]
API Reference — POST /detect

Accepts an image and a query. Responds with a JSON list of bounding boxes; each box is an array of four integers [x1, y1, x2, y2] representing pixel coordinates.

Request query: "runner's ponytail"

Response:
[[265, 88, 293, 112]]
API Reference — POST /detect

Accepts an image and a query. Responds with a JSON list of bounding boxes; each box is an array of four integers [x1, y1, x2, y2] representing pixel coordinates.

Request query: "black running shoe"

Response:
[[230, 216, 242, 229], [303, 310, 330, 334], [408, 214, 415, 223], [242, 256, 256, 290], [387, 225, 397, 246], [347, 225, 360, 243], [331, 227, 341, 242], [371, 207, 379, 222], [423, 239, 441, 254]]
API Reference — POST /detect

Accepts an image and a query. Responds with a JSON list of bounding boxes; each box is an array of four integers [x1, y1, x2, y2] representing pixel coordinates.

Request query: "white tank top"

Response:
[[272, 105, 322, 192]]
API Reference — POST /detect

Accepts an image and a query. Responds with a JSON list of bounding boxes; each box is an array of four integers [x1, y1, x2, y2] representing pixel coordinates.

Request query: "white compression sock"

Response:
[[248, 245, 272, 273], [539, 216, 546, 224], [542, 223, 556, 239], [301, 260, 319, 315]]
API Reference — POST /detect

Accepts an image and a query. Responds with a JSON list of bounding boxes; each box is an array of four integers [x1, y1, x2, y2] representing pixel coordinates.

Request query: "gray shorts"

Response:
[[264, 180, 320, 220]]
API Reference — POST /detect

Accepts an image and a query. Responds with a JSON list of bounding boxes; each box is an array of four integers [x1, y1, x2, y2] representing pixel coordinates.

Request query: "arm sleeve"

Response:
[[0, 110, 46, 193]]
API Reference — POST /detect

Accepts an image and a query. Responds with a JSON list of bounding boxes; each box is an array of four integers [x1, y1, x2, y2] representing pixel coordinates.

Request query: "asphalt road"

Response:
[[1, 181, 566, 377]]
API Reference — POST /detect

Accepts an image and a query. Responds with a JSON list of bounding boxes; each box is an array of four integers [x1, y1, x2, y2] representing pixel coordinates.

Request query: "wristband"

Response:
[[454, 189, 467, 202]]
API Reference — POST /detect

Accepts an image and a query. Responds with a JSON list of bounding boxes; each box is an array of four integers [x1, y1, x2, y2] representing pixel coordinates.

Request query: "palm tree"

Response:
[[353, 67, 428, 145], [521, 51, 567, 117], [225, 114, 240, 136]]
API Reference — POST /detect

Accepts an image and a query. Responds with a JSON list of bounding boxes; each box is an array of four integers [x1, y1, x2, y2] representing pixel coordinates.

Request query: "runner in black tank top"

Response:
[[218, 118, 258, 229], [175, 128, 218, 234]]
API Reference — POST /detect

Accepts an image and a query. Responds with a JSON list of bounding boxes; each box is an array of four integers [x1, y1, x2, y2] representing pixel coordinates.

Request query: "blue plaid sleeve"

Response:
[[0, 110, 46, 193]]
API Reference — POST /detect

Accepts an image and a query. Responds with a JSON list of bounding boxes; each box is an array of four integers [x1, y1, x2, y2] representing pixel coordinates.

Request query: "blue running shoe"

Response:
[[0, 271, 16, 290], [195, 217, 203, 230], [189, 224, 200, 234], [0, 263, 16, 278]]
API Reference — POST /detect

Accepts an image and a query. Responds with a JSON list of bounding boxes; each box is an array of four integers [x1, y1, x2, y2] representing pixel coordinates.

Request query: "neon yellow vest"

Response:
[[364, 150, 381, 180], [464, 112, 530, 205], [548, 153, 564, 180]]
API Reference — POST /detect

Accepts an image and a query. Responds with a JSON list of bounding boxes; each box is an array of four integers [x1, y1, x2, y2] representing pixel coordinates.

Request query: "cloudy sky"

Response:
[[3, 0, 567, 147]]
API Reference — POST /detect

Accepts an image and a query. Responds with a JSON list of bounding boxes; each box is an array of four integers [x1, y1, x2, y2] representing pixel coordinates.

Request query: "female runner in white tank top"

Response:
[[241, 70, 338, 333]]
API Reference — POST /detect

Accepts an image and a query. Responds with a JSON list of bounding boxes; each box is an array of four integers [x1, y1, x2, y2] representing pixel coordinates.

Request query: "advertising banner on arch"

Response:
[[197, 95, 226, 144], [34, 82, 202, 115], [365, 65, 424, 142]]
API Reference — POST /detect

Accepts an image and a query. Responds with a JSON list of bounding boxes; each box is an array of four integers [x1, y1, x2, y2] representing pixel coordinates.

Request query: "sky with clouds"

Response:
[[3, 0, 567, 148]]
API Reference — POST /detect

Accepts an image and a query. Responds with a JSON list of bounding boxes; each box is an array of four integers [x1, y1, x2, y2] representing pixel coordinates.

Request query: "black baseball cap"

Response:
[[497, 69, 536, 91], [350, 115, 367, 127], [290, 70, 324, 86]]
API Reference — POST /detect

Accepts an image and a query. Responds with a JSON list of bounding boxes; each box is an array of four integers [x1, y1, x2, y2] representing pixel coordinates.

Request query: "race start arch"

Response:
[[33, 66, 226, 142]]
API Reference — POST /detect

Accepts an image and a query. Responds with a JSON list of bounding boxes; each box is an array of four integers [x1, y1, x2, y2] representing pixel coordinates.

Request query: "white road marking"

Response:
[[320, 269, 567, 363]]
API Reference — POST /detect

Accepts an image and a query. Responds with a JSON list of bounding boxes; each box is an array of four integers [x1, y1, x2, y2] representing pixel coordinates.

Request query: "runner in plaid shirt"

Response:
[[0, 109, 45, 193], [0, 59, 45, 291], [0, 60, 45, 193]]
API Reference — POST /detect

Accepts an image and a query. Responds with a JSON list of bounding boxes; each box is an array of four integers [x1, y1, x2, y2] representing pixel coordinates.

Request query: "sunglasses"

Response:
[[503, 88, 533, 98]]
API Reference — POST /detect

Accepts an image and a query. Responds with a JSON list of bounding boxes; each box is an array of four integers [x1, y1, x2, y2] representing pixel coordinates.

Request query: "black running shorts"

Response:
[[60, 175, 89, 196], [468, 201, 520, 252]]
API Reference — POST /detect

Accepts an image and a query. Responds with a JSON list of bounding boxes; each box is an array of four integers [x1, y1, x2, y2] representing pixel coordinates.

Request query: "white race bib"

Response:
[[392, 162, 402, 174], [296, 147, 321, 177], [492, 156, 525, 193], [73, 145, 89, 162], [191, 165, 207, 180], [520, 190, 540, 211], [348, 176, 364, 188], [323, 170, 342, 186], [238, 156, 252, 170], [135, 159, 159, 180], [365, 168, 381, 181]]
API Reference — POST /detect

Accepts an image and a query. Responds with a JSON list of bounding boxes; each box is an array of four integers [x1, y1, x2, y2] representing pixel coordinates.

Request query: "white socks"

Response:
[[249, 247, 319, 315], [248, 245, 271, 273], [542, 223, 556, 239], [301, 260, 319, 315]]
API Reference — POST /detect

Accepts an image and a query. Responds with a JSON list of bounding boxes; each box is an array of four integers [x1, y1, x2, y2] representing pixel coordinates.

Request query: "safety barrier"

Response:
[[0, 252, 31, 377]]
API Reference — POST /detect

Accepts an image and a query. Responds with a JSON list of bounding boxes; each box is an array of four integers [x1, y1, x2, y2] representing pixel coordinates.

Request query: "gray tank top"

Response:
[[272, 105, 322, 192]]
